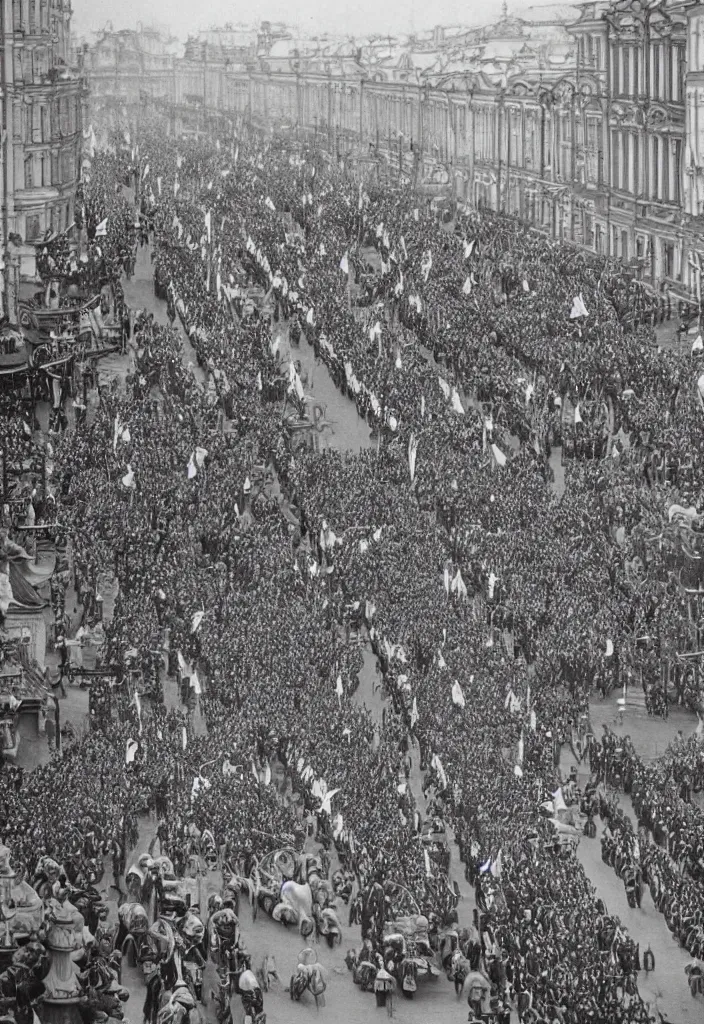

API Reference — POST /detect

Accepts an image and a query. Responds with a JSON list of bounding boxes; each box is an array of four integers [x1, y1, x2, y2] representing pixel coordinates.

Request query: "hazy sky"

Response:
[[74, 0, 533, 40]]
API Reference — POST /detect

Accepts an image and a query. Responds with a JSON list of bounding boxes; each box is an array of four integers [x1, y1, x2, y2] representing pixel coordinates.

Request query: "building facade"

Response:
[[86, 27, 180, 147], [1, 0, 88, 311], [86, 2, 704, 307]]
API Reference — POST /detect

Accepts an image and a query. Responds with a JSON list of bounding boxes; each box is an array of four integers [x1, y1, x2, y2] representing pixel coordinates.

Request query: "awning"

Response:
[[8, 562, 46, 609]]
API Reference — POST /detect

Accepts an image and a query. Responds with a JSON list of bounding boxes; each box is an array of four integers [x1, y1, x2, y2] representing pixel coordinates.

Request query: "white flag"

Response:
[[187, 455, 197, 479], [408, 432, 418, 482], [95, 218, 107, 237], [490, 850, 503, 878], [570, 293, 588, 319], [191, 610, 204, 633], [574, 404, 583, 425], [438, 376, 450, 400], [182, 727, 188, 750], [410, 697, 419, 728], [431, 753, 448, 791], [451, 681, 465, 707], [204, 210, 211, 244], [451, 388, 465, 414], [462, 276, 472, 295], [552, 787, 568, 813], [463, 239, 474, 259], [451, 568, 467, 600], [339, 254, 349, 275], [125, 739, 138, 764], [265, 196, 275, 212], [491, 443, 507, 468], [157, 176, 162, 196]]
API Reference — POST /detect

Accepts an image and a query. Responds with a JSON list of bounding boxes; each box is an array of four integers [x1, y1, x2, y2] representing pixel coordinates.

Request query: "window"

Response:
[[612, 225, 619, 256], [584, 214, 594, 247], [621, 231, 629, 260], [60, 148, 73, 183], [586, 118, 599, 182], [595, 223, 603, 254], [26, 214, 41, 241], [24, 155, 33, 188], [652, 44, 659, 100], [13, 100, 22, 140], [664, 241, 674, 279], [32, 102, 41, 143]]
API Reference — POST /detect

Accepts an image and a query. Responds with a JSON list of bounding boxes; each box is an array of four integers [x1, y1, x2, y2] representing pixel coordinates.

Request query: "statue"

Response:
[[41, 885, 85, 1002], [9, 863, 43, 939]]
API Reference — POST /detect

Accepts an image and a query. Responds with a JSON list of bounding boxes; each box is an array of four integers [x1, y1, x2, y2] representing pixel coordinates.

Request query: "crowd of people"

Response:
[[1, 112, 704, 1024]]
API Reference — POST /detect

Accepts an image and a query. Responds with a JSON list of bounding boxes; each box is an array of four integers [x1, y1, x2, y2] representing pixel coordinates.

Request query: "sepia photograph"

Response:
[[1, 1, 704, 1023]]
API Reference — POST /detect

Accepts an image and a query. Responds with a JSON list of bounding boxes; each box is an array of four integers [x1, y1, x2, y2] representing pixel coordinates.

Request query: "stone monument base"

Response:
[[38, 999, 83, 1024]]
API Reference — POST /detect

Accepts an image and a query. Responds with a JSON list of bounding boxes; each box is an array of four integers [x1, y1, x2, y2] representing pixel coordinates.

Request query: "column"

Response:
[[657, 134, 664, 200]]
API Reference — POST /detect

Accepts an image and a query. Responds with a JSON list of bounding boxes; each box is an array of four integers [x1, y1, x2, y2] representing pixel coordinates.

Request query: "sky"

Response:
[[74, 0, 543, 41]]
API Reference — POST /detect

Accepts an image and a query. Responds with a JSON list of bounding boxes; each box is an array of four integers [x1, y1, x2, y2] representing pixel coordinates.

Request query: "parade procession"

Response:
[[3, 3, 704, 1024]]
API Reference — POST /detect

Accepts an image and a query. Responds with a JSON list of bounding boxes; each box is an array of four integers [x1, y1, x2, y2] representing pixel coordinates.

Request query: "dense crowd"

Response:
[[2, 114, 704, 1024]]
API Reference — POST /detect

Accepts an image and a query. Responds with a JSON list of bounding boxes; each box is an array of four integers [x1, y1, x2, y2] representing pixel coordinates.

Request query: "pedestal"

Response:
[[0, 945, 16, 972], [37, 999, 83, 1024], [42, 944, 82, 1002]]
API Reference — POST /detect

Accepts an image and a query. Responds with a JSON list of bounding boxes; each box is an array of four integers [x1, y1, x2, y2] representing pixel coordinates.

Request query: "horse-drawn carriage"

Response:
[[253, 847, 340, 945], [19, 279, 122, 365], [382, 910, 442, 997], [420, 817, 451, 874]]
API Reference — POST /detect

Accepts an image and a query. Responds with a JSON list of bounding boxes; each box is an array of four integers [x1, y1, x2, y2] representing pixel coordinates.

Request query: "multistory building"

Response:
[[87, 27, 179, 146], [84, 3, 704, 310], [1, 0, 88, 316]]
